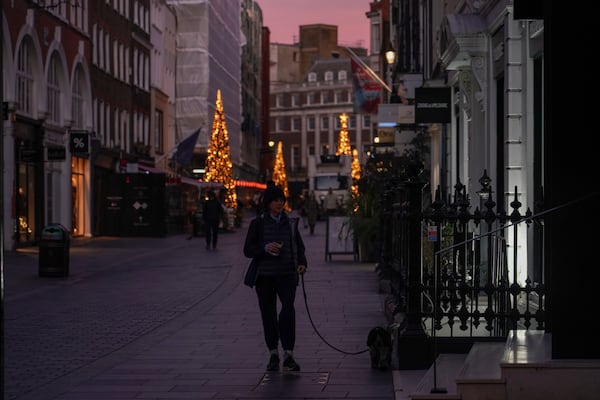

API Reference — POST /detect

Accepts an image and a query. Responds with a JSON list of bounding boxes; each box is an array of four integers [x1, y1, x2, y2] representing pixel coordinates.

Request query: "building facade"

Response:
[[270, 55, 374, 204], [1, 0, 265, 245], [89, 0, 154, 236], [1, 0, 93, 249]]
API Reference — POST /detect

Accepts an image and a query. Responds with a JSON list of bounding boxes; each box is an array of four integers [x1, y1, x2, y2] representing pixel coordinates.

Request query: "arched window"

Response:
[[16, 39, 34, 115], [47, 54, 62, 124], [72, 65, 85, 129]]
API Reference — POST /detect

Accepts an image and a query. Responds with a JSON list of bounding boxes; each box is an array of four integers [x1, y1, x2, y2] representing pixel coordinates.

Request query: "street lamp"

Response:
[[385, 49, 396, 103]]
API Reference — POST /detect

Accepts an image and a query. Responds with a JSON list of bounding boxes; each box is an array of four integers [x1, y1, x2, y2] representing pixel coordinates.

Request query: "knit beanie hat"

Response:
[[263, 185, 286, 207]]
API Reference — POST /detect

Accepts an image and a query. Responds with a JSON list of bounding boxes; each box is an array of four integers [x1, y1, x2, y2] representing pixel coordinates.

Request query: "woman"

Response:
[[243, 184, 307, 372]]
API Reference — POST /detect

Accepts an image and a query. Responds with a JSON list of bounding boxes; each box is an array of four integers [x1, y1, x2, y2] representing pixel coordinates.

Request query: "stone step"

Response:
[[409, 353, 466, 400]]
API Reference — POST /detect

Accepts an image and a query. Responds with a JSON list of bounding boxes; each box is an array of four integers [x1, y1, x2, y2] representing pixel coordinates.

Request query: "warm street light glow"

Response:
[[385, 49, 396, 65]]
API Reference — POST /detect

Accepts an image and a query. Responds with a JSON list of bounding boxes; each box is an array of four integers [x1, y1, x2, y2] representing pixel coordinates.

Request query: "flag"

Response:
[[174, 128, 200, 165], [350, 57, 383, 115]]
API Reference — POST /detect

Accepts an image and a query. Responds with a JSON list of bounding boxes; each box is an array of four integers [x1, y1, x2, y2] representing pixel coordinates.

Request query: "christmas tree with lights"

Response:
[[271, 141, 290, 211], [351, 148, 361, 199], [204, 89, 237, 209], [336, 113, 352, 156]]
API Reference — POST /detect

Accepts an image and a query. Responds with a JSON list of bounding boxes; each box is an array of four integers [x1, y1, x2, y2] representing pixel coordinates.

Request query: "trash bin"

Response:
[[39, 224, 70, 277]]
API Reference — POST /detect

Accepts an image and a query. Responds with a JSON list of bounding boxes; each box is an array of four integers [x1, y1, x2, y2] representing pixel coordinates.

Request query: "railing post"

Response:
[[397, 169, 431, 369]]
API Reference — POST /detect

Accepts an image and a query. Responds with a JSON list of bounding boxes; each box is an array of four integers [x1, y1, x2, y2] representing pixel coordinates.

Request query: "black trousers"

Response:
[[255, 274, 298, 351], [204, 219, 219, 247]]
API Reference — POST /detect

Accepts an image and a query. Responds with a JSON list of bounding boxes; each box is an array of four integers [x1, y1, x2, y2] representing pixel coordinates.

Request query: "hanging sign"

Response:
[[70, 131, 90, 155], [427, 225, 438, 241], [47, 146, 66, 161], [415, 87, 452, 123]]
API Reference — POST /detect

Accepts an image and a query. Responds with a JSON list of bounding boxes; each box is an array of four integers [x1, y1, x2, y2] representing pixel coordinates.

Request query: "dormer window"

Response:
[[308, 72, 317, 83], [324, 71, 333, 81], [338, 70, 347, 81]]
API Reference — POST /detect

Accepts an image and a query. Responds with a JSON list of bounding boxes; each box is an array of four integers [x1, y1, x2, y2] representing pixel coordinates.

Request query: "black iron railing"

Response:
[[383, 171, 545, 344]]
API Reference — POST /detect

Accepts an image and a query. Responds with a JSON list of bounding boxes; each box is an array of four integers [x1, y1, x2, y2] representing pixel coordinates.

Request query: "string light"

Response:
[[271, 141, 291, 211], [336, 113, 352, 156], [203, 89, 237, 209], [351, 148, 361, 199]]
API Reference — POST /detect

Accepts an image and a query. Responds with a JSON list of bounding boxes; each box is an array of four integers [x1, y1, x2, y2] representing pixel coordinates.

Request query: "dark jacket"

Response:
[[244, 212, 307, 278], [202, 198, 223, 222]]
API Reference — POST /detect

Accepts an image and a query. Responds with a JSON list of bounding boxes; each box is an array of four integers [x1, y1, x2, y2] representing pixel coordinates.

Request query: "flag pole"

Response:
[[344, 46, 392, 92]]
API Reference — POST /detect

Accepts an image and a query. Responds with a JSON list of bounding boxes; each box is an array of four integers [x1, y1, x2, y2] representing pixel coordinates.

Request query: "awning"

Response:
[[138, 164, 165, 174], [180, 177, 223, 189]]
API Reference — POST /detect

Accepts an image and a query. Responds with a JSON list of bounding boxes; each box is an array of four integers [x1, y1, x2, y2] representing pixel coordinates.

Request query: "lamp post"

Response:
[[385, 49, 396, 103], [1, 1, 6, 397]]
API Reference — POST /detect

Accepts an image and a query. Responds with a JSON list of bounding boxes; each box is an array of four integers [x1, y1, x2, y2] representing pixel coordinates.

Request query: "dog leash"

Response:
[[300, 274, 369, 355]]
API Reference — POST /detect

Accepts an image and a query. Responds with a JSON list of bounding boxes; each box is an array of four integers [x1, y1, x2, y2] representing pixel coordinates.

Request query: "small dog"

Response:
[[366, 326, 392, 370]]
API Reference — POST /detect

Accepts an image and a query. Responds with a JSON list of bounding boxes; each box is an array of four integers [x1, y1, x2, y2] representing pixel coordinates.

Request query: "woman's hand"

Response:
[[297, 264, 307, 274]]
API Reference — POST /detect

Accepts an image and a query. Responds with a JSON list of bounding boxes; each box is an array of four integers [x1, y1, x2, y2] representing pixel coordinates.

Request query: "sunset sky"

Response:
[[257, 0, 372, 51]]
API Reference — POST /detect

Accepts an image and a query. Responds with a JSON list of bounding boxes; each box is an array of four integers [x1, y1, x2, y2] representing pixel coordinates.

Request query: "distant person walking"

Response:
[[203, 190, 223, 250], [323, 187, 338, 216], [305, 191, 319, 235], [243, 184, 307, 372]]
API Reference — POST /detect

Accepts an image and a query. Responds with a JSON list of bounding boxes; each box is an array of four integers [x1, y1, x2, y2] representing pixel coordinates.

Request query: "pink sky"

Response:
[[258, 0, 371, 51]]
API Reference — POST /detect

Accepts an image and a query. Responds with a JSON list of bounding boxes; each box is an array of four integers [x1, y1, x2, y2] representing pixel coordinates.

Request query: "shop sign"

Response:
[[47, 146, 66, 161], [415, 87, 452, 123], [19, 148, 39, 163], [70, 131, 89, 155], [376, 127, 395, 145]]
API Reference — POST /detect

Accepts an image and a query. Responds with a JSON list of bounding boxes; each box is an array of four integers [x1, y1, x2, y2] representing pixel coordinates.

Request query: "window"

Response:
[[308, 72, 317, 83], [154, 109, 164, 153], [307, 92, 315, 105], [349, 115, 356, 129], [72, 66, 85, 129], [324, 71, 333, 81], [292, 117, 301, 131], [338, 70, 347, 81], [321, 116, 329, 130], [335, 91, 346, 103], [334, 117, 341, 130], [371, 20, 381, 54], [16, 39, 34, 115], [307, 116, 315, 131], [363, 115, 371, 129], [308, 145, 315, 156], [292, 146, 300, 169], [47, 55, 61, 124], [276, 94, 283, 107], [321, 92, 330, 104], [291, 94, 299, 107]]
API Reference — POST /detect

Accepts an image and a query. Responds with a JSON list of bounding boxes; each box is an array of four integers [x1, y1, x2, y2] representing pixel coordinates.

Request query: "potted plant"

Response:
[[345, 176, 382, 262]]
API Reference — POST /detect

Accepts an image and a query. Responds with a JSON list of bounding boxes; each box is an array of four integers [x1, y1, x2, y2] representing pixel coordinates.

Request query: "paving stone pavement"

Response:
[[3, 211, 397, 399]]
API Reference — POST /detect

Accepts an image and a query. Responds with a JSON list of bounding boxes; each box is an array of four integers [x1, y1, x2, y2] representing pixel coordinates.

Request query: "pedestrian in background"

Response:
[[298, 191, 308, 229], [323, 187, 338, 216], [243, 184, 307, 372], [202, 190, 223, 250], [305, 191, 319, 235]]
